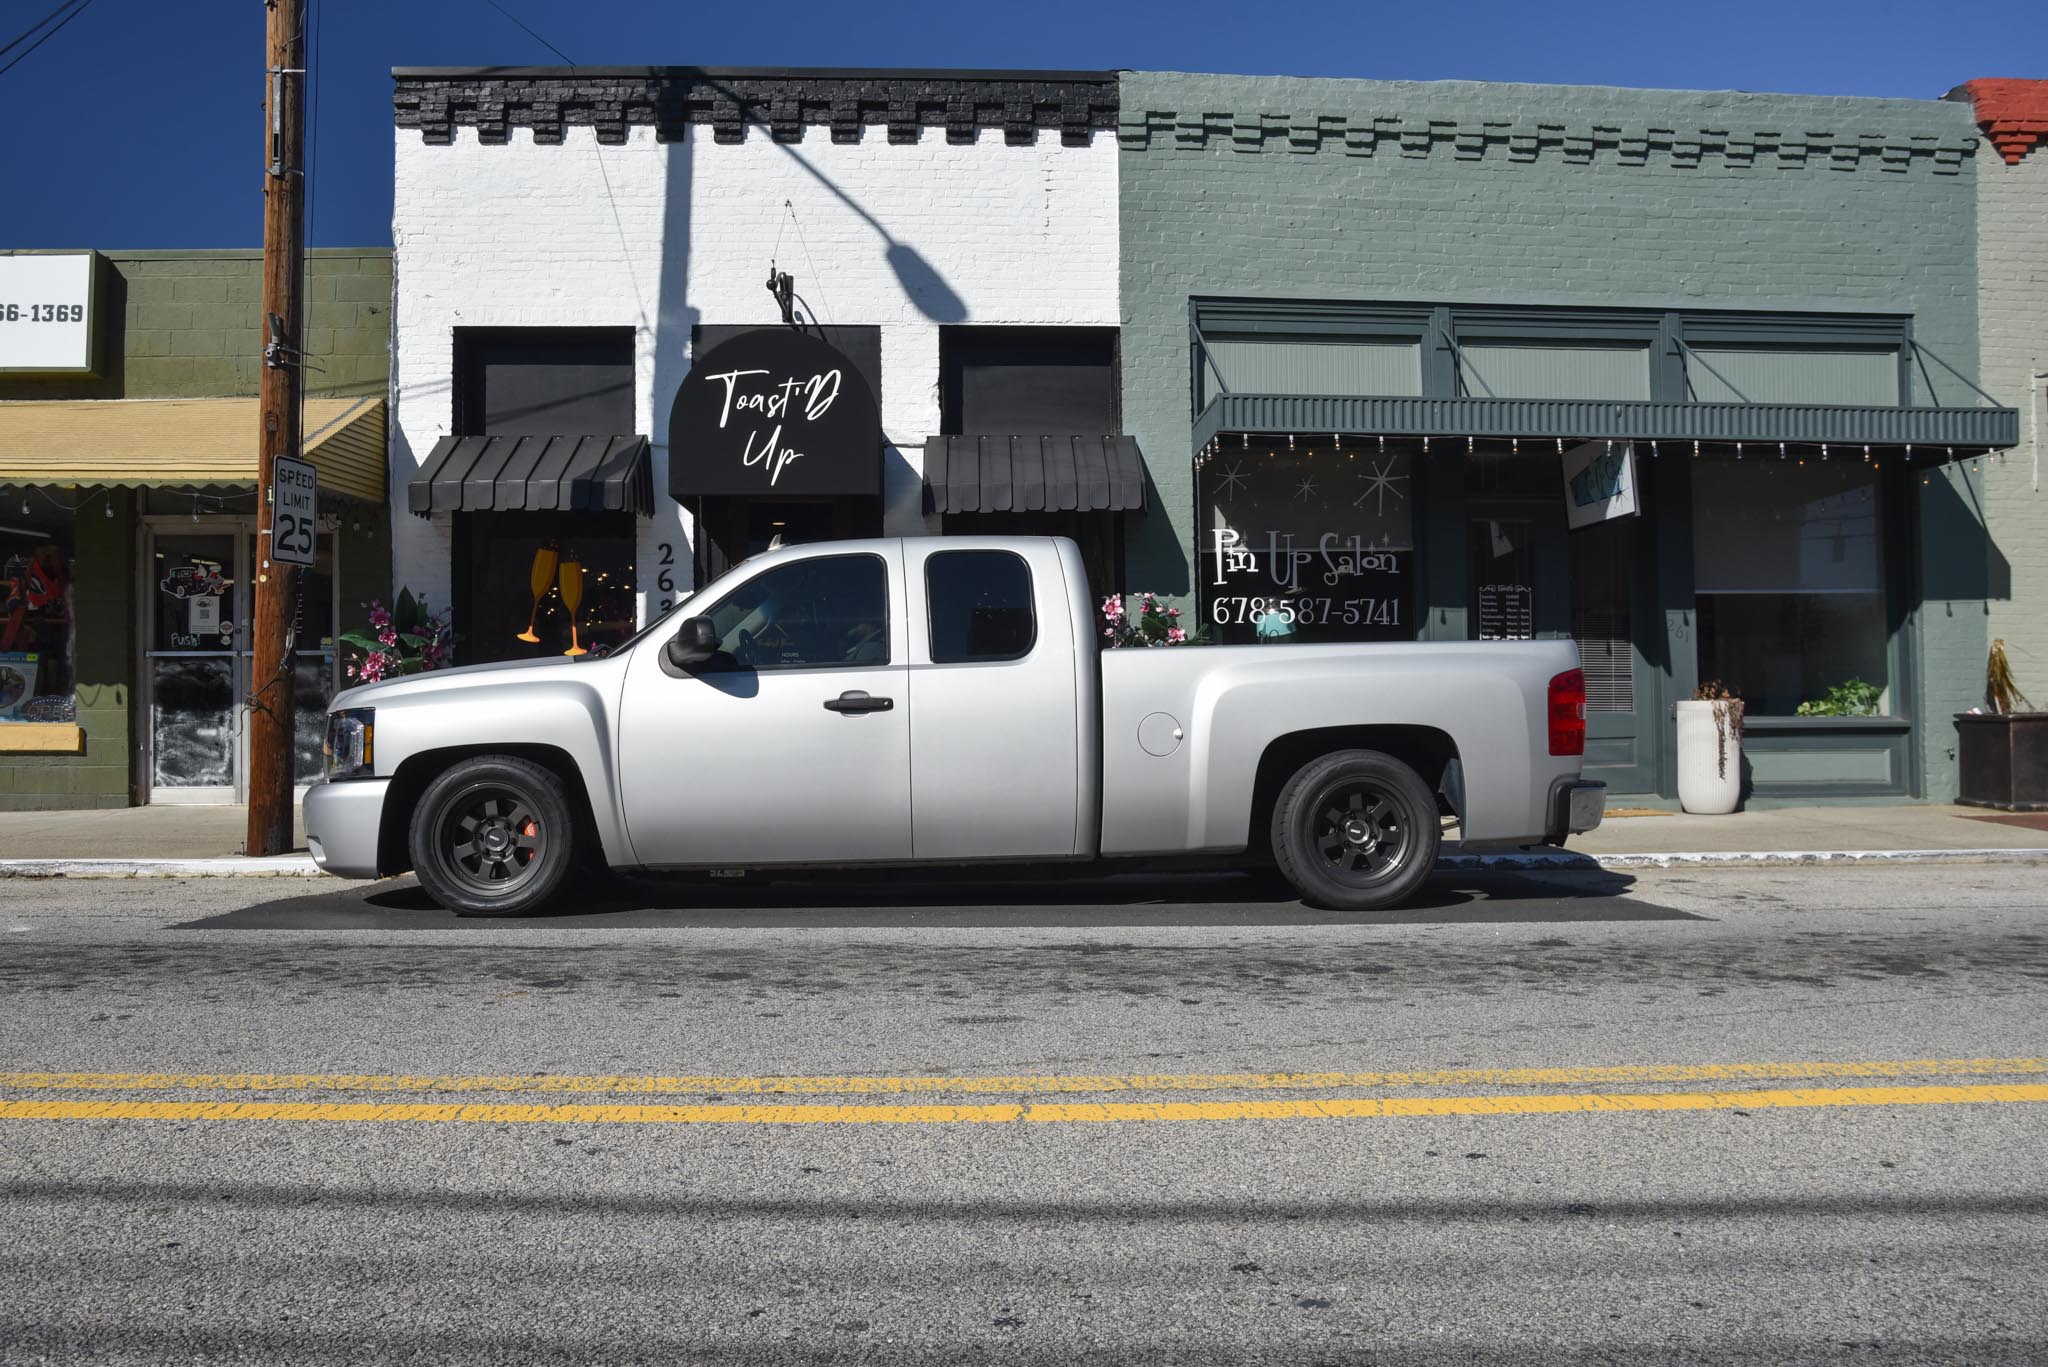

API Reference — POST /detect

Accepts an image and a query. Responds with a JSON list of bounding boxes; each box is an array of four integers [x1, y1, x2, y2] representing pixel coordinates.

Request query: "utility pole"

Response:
[[248, 0, 306, 857]]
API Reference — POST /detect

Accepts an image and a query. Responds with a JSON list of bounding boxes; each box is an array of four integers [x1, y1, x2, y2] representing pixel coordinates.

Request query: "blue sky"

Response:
[[4, 0, 2039, 249]]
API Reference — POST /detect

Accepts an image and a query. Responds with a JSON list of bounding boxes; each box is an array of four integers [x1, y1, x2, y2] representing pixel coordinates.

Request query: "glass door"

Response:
[[146, 528, 246, 802]]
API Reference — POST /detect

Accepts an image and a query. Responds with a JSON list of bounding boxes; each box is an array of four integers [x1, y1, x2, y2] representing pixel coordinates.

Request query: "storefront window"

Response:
[[1200, 439, 1415, 643], [453, 510, 639, 665], [1693, 462, 1888, 716], [0, 513, 75, 724]]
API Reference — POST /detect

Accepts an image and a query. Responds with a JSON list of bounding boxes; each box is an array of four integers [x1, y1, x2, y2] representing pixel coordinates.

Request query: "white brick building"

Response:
[[1954, 80, 2048, 703], [388, 68, 1123, 663]]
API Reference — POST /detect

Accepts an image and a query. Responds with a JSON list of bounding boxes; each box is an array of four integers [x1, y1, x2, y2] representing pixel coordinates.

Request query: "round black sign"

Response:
[[668, 328, 882, 500]]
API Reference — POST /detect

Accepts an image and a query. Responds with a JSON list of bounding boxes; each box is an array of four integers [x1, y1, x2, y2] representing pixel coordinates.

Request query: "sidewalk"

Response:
[[0, 801, 2045, 876]]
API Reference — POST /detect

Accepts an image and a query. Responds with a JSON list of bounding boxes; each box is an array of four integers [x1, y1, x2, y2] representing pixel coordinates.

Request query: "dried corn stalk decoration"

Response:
[[1694, 679, 1744, 779], [1989, 638, 2033, 715]]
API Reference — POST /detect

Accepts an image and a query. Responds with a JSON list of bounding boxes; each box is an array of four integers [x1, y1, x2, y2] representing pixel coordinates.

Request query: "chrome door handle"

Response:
[[824, 690, 894, 714]]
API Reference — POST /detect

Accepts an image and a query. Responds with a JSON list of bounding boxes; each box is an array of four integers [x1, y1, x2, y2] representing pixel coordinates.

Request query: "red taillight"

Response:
[[1548, 668, 1586, 757]]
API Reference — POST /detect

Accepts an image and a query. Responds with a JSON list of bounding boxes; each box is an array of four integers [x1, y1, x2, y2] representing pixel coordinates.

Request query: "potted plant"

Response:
[[1677, 680, 1744, 815], [340, 589, 454, 683], [1955, 639, 2046, 811]]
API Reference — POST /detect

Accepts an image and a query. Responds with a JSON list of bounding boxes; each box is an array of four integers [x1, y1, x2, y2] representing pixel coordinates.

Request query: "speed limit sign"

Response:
[[271, 455, 318, 567]]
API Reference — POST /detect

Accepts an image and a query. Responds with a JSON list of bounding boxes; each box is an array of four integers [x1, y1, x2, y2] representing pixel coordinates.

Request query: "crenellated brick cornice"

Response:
[[1947, 79, 2048, 165], [392, 68, 1119, 148], [1118, 107, 1976, 174]]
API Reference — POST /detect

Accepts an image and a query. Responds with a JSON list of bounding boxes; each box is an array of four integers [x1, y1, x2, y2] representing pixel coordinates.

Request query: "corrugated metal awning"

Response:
[[922, 435, 1146, 514], [1193, 394, 2021, 453], [407, 434, 654, 517], [0, 395, 387, 502]]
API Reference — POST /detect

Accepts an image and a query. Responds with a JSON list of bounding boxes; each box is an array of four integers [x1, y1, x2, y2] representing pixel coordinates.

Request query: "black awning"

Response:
[[407, 434, 654, 517], [922, 435, 1147, 515]]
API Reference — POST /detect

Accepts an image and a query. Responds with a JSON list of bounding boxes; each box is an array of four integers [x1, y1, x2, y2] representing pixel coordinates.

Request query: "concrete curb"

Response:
[[1442, 847, 2048, 871], [2, 848, 2047, 879], [0, 856, 325, 879]]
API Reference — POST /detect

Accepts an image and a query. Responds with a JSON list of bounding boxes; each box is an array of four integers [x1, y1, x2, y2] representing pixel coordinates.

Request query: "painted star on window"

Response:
[[1293, 476, 1319, 502], [1212, 460, 1249, 499], [1353, 458, 1409, 515]]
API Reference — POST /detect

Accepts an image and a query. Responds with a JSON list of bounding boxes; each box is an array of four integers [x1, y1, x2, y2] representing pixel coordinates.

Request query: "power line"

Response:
[[478, 0, 575, 66], [0, 0, 95, 80], [0, 0, 80, 59]]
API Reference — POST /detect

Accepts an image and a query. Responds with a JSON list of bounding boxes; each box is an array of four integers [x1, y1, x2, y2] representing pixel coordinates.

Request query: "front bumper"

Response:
[[1545, 777, 1607, 845], [303, 777, 391, 879]]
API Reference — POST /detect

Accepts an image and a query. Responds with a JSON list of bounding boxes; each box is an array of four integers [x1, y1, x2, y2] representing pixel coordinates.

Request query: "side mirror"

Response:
[[664, 616, 719, 670]]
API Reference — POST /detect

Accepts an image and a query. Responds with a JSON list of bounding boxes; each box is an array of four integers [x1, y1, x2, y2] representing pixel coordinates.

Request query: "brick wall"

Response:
[[1118, 72, 1988, 798], [6, 249, 389, 401], [1977, 138, 2048, 706], [390, 119, 1119, 613]]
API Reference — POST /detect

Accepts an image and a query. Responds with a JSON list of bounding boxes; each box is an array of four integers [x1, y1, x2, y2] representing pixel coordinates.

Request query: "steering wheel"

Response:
[[733, 627, 761, 670]]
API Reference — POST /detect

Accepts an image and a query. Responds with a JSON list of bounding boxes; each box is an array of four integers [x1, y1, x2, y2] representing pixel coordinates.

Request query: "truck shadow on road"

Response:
[[176, 868, 1706, 930]]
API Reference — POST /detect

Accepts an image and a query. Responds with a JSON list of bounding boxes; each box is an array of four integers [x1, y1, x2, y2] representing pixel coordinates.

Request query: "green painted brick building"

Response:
[[1, 249, 392, 810], [1116, 73, 2019, 804]]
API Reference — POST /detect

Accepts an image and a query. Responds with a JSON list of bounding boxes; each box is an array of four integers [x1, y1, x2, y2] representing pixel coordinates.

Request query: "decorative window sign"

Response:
[[0, 252, 98, 374], [1562, 439, 1639, 530], [668, 328, 882, 499], [1202, 528, 1411, 641]]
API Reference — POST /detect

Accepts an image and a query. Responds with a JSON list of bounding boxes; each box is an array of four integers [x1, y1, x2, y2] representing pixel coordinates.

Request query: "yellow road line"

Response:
[[2, 1057, 2043, 1099], [2, 1083, 2046, 1126]]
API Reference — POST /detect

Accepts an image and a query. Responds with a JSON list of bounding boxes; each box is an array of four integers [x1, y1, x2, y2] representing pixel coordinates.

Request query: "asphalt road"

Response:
[[2, 864, 2045, 1364]]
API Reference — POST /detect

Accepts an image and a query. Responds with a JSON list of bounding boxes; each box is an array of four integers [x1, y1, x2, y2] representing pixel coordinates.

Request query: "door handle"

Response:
[[824, 690, 894, 714]]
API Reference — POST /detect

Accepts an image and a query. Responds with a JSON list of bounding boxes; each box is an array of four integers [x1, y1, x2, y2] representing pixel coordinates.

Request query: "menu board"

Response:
[[1472, 519, 1537, 641]]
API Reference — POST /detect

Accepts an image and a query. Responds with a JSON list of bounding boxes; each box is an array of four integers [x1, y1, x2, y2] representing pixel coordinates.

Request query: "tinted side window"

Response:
[[702, 554, 889, 671], [927, 551, 1035, 663]]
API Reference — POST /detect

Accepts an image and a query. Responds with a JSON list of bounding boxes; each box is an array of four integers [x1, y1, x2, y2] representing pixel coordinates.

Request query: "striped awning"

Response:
[[407, 434, 654, 517], [922, 434, 1147, 514], [0, 395, 387, 502]]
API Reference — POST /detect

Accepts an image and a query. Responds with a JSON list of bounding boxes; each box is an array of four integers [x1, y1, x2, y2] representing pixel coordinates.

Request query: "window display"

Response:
[[1199, 440, 1414, 643], [1693, 463, 1889, 716], [1, 517, 76, 723], [455, 511, 638, 665]]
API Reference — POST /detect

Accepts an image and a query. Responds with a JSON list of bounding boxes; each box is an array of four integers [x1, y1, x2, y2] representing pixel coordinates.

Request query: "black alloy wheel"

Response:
[[410, 756, 578, 917], [1271, 749, 1440, 911]]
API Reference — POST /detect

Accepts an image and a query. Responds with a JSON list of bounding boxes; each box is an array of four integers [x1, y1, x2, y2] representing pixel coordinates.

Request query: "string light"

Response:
[[1378, 435, 1386, 455], [1423, 436, 1431, 452], [1287, 434, 1296, 450], [1651, 440, 1659, 458], [1556, 438, 1564, 454], [1779, 442, 1787, 461], [1512, 438, 1520, 455], [1467, 436, 1475, 454], [1693, 440, 1701, 458]]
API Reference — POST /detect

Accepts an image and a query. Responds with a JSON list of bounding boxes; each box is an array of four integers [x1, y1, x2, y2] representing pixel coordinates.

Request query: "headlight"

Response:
[[323, 708, 375, 780]]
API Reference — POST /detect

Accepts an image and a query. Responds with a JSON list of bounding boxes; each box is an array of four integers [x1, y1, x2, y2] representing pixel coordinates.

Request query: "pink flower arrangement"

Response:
[[1102, 592, 1201, 648], [342, 588, 454, 682]]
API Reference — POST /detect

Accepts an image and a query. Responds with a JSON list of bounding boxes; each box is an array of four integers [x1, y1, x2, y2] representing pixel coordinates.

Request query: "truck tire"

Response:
[[1270, 749, 1440, 911], [409, 756, 578, 917]]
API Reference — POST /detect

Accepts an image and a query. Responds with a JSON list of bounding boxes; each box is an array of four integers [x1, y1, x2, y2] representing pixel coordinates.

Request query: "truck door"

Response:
[[905, 541, 1082, 859], [616, 545, 913, 866]]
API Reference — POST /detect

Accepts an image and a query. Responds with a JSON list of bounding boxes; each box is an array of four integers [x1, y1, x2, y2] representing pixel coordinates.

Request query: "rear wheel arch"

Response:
[[376, 744, 607, 877], [1245, 725, 1460, 861]]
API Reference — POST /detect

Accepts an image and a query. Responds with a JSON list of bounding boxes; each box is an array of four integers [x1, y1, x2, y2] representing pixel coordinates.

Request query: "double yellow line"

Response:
[[2, 1058, 2044, 1127]]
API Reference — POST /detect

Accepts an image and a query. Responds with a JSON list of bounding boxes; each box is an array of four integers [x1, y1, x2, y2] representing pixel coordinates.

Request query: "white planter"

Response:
[[1676, 699, 1744, 814]]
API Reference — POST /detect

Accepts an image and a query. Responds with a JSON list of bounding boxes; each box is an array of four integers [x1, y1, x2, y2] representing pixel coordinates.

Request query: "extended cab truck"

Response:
[[306, 537, 1604, 915]]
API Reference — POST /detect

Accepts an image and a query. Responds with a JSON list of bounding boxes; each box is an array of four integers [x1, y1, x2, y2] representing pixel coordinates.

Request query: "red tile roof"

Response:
[[1956, 79, 2048, 165]]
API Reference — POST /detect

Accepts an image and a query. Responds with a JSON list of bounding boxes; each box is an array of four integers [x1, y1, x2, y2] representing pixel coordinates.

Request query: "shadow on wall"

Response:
[[1923, 464, 2011, 603]]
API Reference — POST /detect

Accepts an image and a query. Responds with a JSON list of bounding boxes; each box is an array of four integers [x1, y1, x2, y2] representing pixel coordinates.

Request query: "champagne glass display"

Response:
[[517, 544, 559, 644], [559, 553, 587, 657]]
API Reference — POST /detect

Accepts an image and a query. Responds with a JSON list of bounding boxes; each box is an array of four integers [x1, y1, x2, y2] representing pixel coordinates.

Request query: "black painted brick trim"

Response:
[[394, 72, 1120, 147]]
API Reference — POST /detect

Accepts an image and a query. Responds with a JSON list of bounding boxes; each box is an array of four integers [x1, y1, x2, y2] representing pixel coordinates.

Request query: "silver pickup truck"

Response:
[[306, 535, 1603, 915]]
